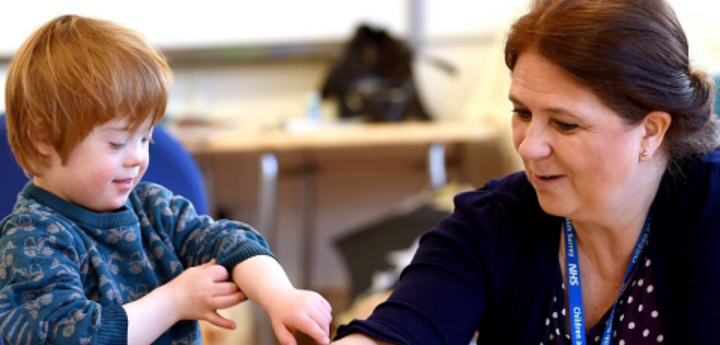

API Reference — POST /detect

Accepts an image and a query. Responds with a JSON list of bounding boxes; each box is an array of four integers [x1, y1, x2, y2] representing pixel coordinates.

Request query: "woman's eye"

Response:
[[512, 109, 532, 120], [556, 121, 579, 132]]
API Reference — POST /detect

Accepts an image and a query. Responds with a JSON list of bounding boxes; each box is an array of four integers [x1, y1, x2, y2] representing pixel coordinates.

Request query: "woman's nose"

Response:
[[516, 122, 552, 160]]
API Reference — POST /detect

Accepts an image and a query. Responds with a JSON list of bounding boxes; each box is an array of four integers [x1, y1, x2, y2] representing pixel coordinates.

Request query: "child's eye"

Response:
[[141, 137, 154, 145], [110, 142, 126, 149], [556, 121, 579, 132]]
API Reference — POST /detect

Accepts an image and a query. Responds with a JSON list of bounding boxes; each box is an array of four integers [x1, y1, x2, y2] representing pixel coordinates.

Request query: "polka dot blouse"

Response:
[[540, 254, 664, 344]]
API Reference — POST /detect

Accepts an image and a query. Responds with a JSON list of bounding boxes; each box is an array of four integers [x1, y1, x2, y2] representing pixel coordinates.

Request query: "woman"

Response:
[[332, 0, 720, 344]]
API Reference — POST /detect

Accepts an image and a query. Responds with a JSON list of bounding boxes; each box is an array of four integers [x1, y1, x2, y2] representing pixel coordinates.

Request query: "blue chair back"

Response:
[[0, 116, 30, 217], [714, 74, 720, 117], [144, 123, 209, 215], [0, 115, 208, 217]]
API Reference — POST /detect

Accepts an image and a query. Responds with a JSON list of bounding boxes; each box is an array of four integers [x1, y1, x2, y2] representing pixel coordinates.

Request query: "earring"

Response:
[[641, 150, 649, 157]]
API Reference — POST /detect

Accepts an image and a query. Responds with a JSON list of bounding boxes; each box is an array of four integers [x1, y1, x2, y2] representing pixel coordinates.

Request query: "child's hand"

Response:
[[164, 259, 246, 329], [265, 288, 333, 345]]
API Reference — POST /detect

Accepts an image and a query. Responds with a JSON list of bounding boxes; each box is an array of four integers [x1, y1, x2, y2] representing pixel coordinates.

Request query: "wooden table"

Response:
[[170, 121, 498, 345], [174, 121, 497, 153]]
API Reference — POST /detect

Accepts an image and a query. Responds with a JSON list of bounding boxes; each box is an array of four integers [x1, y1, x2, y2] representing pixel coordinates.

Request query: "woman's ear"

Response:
[[640, 111, 672, 161]]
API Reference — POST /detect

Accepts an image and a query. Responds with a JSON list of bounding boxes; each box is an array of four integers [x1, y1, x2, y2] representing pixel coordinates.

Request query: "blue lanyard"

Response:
[[564, 215, 651, 345]]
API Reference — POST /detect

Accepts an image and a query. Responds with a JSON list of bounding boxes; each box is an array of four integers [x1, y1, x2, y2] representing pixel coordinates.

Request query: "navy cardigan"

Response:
[[336, 151, 720, 344]]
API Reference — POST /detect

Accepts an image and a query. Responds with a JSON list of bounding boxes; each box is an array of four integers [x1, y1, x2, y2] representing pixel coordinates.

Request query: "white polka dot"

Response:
[[550, 334, 554, 340], [553, 296, 557, 302], [561, 308, 566, 316], [646, 259, 651, 267], [643, 329, 650, 337], [632, 280, 637, 287], [620, 340, 626, 345], [637, 279, 644, 287], [595, 336, 601, 342], [552, 312, 558, 319], [638, 304, 644, 312], [629, 322, 636, 329], [540, 342, 543, 345], [628, 296, 634, 304], [614, 330, 617, 338], [546, 318, 550, 326], [620, 314, 625, 321], [565, 334, 570, 340], [657, 334, 664, 342], [556, 328, 560, 335], [651, 310, 659, 318], [647, 285, 654, 293], [620, 300, 624, 305]]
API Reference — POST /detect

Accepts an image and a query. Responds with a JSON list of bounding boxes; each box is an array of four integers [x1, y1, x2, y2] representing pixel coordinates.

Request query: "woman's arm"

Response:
[[332, 333, 393, 345]]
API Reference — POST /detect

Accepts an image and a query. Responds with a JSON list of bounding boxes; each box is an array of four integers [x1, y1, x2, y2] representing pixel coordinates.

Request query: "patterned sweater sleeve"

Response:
[[133, 182, 275, 270], [0, 213, 127, 345]]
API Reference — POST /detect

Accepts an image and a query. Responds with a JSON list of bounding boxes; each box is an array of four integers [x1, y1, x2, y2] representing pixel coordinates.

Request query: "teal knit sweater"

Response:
[[0, 182, 274, 344]]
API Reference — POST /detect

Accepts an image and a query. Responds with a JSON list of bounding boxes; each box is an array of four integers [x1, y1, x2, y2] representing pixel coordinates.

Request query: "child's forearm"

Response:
[[230, 255, 294, 308], [232, 255, 332, 345], [123, 284, 180, 345]]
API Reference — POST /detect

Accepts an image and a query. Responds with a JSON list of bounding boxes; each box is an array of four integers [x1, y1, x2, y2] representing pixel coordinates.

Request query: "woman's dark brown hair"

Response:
[[505, 0, 719, 167]]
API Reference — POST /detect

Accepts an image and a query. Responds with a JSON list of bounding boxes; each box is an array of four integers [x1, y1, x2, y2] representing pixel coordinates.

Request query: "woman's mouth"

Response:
[[532, 173, 564, 185]]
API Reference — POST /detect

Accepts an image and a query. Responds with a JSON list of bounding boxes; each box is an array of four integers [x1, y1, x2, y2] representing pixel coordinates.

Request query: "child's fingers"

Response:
[[294, 315, 330, 345], [212, 292, 247, 309], [272, 324, 297, 345], [321, 297, 332, 313], [204, 311, 236, 330], [206, 264, 230, 281], [312, 302, 333, 327], [211, 282, 240, 296]]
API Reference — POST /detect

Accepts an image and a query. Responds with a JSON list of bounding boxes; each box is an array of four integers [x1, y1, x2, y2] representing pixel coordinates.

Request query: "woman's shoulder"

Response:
[[453, 171, 538, 214], [690, 150, 720, 175], [445, 171, 557, 243], [654, 150, 720, 246], [664, 151, 720, 201]]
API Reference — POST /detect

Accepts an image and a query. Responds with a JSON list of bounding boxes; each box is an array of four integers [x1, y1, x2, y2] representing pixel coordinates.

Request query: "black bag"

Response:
[[320, 24, 431, 123]]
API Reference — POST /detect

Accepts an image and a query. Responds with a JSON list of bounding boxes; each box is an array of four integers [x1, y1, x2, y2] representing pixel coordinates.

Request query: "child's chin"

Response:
[[92, 199, 129, 213]]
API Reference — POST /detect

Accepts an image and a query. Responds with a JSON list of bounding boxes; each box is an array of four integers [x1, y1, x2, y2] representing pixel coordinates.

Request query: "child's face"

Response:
[[34, 117, 154, 212]]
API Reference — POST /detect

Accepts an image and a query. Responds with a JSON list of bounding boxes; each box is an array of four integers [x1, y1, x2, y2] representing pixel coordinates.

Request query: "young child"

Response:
[[0, 15, 331, 345]]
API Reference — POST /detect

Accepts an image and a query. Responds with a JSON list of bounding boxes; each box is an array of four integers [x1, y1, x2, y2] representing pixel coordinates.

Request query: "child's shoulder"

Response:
[[131, 181, 176, 204], [1, 198, 74, 238], [129, 181, 192, 215]]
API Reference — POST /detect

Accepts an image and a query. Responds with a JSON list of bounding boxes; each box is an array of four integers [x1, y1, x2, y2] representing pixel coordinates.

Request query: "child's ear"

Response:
[[28, 124, 55, 156]]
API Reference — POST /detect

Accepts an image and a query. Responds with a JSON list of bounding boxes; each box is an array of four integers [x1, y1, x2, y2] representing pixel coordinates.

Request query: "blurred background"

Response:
[[1, 1, 719, 344]]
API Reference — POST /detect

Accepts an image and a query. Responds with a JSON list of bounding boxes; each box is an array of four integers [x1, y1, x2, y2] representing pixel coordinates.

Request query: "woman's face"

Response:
[[509, 51, 648, 221]]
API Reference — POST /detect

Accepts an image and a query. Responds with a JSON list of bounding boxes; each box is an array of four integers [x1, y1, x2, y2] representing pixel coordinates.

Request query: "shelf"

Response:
[[162, 40, 344, 66], [0, 40, 345, 66]]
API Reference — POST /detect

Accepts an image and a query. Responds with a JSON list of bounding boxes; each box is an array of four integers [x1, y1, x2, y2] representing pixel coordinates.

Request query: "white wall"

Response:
[[2, 0, 720, 292]]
